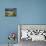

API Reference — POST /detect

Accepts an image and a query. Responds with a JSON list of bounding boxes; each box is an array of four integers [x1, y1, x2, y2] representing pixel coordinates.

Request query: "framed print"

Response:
[[5, 8, 17, 16]]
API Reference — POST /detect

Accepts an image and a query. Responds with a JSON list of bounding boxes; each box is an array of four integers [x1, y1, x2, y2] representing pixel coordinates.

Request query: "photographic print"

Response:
[[5, 8, 16, 16]]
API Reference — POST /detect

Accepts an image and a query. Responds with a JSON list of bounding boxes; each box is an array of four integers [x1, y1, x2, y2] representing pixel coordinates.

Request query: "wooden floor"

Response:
[[0, 40, 46, 46], [19, 40, 46, 46]]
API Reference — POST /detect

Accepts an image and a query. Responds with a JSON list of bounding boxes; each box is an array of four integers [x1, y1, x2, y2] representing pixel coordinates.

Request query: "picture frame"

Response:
[[5, 8, 17, 17]]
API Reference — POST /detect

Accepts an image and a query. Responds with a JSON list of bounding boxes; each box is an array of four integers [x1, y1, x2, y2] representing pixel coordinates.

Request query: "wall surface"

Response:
[[0, 0, 46, 45]]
